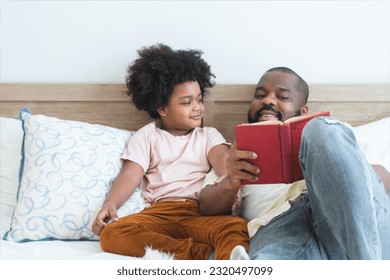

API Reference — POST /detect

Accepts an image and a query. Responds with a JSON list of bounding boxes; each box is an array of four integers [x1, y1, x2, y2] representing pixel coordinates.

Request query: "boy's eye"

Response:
[[180, 99, 191, 105]]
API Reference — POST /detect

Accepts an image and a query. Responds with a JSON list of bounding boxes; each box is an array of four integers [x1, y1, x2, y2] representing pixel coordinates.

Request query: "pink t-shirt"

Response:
[[122, 122, 226, 207]]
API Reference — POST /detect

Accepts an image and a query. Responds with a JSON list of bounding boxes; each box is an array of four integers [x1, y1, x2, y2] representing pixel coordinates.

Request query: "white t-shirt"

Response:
[[122, 122, 226, 207], [235, 184, 291, 221]]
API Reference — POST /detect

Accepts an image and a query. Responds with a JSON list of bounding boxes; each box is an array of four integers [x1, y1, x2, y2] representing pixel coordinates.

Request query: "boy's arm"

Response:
[[201, 143, 235, 215], [200, 144, 260, 215], [206, 143, 229, 177], [92, 160, 144, 236], [372, 164, 390, 194]]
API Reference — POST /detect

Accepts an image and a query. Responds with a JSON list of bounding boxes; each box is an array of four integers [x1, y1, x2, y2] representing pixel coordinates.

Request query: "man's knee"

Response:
[[302, 117, 354, 147]]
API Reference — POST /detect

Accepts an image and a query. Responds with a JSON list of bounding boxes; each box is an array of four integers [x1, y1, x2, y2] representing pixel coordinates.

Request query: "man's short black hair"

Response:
[[266, 67, 309, 105]]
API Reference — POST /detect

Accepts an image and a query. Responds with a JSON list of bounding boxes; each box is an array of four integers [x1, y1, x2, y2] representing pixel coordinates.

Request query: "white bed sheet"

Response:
[[0, 239, 137, 260], [1, 220, 136, 260]]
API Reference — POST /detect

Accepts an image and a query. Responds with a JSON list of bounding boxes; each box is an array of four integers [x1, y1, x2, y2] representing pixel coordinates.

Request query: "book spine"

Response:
[[290, 124, 304, 182], [279, 124, 292, 183]]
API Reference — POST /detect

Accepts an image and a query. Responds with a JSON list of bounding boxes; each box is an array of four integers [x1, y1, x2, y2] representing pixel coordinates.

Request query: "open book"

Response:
[[234, 111, 330, 184]]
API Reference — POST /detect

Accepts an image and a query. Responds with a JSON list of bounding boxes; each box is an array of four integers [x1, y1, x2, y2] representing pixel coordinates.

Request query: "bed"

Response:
[[0, 83, 389, 260]]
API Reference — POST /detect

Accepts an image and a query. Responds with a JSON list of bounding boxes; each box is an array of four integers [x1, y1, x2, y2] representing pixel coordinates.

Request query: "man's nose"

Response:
[[261, 94, 277, 106]]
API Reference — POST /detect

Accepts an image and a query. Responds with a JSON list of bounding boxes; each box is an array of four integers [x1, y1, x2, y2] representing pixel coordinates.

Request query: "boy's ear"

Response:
[[157, 107, 167, 117]]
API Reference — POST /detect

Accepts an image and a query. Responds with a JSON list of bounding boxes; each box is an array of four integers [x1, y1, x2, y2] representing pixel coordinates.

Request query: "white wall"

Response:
[[1, 0, 390, 84]]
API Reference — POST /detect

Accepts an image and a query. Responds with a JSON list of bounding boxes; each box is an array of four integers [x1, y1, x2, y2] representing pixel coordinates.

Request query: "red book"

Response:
[[234, 111, 330, 184]]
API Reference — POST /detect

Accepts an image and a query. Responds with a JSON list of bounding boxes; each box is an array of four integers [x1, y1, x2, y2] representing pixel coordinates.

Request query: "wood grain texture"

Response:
[[1, 83, 389, 143]]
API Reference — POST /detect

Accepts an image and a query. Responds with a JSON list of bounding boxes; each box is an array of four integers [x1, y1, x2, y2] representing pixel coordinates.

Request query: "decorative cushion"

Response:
[[3, 109, 145, 242]]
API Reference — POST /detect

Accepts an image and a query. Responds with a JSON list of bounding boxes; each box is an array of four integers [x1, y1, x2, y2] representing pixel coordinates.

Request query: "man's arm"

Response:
[[372, 164, 390, 194], [200, 144, 260, 215]]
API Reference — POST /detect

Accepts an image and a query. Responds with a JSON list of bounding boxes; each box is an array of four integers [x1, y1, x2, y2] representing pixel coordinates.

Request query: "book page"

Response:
[[238, 120, 282, 126], [285, 111, 330, 124], [239, 112, 329, 126]]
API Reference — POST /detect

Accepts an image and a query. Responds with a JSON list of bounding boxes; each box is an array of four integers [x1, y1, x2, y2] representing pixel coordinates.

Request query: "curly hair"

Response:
[[126, 43, 215, 119]]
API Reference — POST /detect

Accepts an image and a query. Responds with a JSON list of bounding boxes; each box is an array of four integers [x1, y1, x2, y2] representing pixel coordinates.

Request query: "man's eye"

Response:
[[254, 94, 265, 99]]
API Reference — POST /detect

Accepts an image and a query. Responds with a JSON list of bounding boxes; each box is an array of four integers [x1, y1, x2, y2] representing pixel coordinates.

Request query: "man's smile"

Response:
[[256, 106, 283, 122], [257, 110, 279, 122]]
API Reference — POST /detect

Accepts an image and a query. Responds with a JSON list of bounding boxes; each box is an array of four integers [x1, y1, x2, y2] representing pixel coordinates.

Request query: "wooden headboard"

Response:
[[1, 84, 389, 143]]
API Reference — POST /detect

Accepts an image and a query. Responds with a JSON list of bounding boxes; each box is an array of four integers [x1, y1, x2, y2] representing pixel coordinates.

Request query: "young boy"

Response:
[[91, 43, 249, 260]]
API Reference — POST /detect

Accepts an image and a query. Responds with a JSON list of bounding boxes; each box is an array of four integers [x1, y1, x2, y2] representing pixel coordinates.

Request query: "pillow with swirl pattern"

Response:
[[3, 109, 145, 242]]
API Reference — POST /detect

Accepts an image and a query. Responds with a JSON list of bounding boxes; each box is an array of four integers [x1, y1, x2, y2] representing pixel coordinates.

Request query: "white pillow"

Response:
[[353, 117, 390, 171], [3, 110, 145, 242], [0, 117, 24, 236]]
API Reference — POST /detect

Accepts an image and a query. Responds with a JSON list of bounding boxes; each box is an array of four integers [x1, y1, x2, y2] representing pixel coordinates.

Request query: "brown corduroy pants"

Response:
[[100, 199, 249, 260]]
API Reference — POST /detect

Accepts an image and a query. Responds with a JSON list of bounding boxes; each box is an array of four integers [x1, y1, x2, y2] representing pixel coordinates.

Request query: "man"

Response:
[[200, 67, 390, 259]]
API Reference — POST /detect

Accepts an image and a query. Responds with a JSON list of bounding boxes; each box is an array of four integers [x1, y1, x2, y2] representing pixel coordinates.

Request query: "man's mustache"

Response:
[[255, 105, 283, 121]]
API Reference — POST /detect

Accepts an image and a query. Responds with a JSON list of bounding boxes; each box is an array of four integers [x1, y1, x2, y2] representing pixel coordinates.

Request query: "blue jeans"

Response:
[[248, 117, 390, 259]]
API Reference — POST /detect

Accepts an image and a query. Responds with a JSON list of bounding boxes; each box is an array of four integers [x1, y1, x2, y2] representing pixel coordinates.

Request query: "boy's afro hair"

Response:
[[126, 43, 215, 119]]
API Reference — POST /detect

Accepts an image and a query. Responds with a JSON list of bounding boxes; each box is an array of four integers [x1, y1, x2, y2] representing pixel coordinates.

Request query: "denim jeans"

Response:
[[249, 117, 390, 259]]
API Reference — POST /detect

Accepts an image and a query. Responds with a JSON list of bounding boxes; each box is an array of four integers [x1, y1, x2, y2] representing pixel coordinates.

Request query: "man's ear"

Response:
[[300, 105, 309, 115], [157, 107, 167, 117]]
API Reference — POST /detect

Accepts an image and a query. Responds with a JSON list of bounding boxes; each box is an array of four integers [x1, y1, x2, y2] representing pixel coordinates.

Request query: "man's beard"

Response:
[[247, 105, 302, 123]]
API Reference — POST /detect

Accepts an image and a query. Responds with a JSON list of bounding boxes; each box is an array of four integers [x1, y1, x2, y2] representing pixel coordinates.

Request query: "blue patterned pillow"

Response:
[[3, 110, 145, 242]]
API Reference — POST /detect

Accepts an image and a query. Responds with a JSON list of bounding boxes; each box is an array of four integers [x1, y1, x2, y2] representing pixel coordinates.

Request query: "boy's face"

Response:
[[248, 71, 308, 123], [157, 81, 204, 135]]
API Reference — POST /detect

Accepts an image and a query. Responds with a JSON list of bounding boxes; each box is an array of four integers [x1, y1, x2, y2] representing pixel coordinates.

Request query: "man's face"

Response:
[[248, 71, 308, 123]]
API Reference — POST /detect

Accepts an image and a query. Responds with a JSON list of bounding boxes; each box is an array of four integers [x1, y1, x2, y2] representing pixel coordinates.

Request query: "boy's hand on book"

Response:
[[226, 143, 260, 187]]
